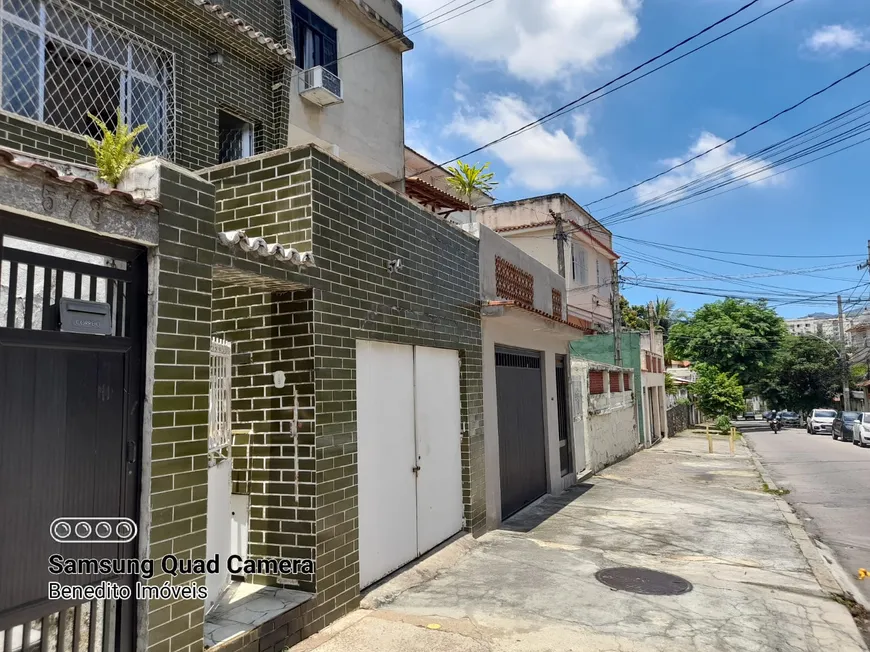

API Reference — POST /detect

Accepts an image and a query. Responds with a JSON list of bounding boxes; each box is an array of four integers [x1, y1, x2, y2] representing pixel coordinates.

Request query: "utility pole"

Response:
[[612, 261, 622, 366], [550, 209, 567, 279], [838, 294, 852, 411]]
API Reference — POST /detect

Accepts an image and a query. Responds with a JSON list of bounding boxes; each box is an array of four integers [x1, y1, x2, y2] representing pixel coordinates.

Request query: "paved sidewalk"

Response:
[[295, 433, 866, 652]]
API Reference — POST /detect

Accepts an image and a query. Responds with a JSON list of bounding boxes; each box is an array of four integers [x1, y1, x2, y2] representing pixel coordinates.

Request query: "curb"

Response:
[[744, 439, 860, 601]]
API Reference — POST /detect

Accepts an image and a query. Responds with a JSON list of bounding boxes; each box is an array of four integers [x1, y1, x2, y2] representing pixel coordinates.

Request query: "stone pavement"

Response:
[[293, 433, 866, 652]]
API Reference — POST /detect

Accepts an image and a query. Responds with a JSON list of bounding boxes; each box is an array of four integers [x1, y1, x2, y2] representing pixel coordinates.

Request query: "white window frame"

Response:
[[572, 242, 588, 287], [0, 0, 174, 157]]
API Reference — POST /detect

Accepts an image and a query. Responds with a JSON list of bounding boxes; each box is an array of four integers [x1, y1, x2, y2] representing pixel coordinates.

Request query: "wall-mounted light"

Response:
[[209, 51, 224, 65]]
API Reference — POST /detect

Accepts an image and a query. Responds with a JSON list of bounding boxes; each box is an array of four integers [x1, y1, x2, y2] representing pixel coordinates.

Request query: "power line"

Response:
[[426, 0, 789, 171], [288, 0, 496, 83], [594, 98, 870, 220], [585, 60, 870, 209]]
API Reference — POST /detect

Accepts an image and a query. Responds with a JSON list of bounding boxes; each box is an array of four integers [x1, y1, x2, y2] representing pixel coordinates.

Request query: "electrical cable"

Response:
[[582, 60, 870, 210], [425, 0, 789, 171]]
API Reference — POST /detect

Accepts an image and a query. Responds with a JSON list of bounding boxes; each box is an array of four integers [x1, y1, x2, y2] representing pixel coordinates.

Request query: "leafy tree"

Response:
[[85, 108, 148, 186], [651, 297, 687, 344], [445, 160, 498, 201], [851, 363, 869, 387], [667, 298, 786, 392], [692, 363, 745, 418], [620, 296, 647, 330], [758, 335, 842, 413]]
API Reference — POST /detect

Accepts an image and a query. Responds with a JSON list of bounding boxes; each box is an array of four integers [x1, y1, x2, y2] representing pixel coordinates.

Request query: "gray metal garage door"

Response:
[[495, 347, 547, 518]]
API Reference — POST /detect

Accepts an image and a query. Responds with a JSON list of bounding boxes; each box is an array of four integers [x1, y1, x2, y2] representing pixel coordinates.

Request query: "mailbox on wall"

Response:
[[58, 297, 113, 335]]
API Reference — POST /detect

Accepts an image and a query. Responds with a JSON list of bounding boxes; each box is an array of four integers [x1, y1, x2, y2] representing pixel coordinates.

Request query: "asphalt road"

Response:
[[745, 421, 870, 602]]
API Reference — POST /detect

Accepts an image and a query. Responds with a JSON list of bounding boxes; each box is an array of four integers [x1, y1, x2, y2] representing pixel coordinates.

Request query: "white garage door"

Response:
[[357, 341, 463, 589]]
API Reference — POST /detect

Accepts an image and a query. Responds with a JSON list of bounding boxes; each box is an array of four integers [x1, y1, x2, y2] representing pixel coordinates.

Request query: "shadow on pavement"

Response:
[[500, 483, 595, 533]]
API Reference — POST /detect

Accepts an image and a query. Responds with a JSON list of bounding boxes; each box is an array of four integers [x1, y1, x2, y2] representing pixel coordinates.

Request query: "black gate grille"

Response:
[[1, 237, 132, 335], [0, 213, 144, 652], [495, 350, 540, 369]]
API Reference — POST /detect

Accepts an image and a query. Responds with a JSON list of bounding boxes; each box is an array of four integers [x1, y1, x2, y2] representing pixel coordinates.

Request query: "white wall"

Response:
[[287, 0, 407, 183], [468, 223, 567, 316], [571, 359, 639, 474], [482, 318, 573, 530]]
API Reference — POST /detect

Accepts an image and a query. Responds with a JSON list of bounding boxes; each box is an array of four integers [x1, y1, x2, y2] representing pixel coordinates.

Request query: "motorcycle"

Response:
[[768, 417, 781, 433]]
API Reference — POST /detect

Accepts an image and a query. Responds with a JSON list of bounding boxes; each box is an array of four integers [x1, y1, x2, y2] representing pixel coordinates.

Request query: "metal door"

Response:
[[0, 213, 144, 652], [414, 346, 462, 556], [356, 341, 417, 589], [555, 355, 572, 477], [495, 347, 547, 518]]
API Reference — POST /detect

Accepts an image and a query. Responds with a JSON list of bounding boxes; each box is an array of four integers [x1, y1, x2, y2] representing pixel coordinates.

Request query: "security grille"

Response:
[[0, 0, 175, 157], [218, 111, 253, 163], [209, 337, 232, 456]]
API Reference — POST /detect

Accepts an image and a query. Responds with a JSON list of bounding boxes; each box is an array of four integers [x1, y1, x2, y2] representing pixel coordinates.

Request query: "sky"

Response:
[[399, 0, 870, 319]]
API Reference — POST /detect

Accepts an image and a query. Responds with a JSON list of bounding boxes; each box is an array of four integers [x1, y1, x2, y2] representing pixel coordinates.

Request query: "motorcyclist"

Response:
[[768, 410, 781, 432]]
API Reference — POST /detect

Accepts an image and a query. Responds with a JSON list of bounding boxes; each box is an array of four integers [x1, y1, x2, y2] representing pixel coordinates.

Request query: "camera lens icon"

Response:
[[50, 518, 137, 544]]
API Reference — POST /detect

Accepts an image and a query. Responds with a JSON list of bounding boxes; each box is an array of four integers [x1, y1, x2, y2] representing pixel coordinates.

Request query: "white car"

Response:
[[807, 408, 837, 435], [852, 413, 870, 447]]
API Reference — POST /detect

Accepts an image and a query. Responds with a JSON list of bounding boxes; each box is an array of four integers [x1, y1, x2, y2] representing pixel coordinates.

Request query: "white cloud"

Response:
[[402, 0, 641, 83], [805, 25, 869, 53], [447, 94, 603, 192], [405, 120, 450, 163], [636, 132, 783, 203]]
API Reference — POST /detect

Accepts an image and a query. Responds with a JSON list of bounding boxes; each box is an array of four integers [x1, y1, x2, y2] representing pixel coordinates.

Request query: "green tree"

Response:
[[620, 296, 647, 330], [445, 160, 498, 201], [758, 335, 841, 413], [667, 298, 786, 392], [851, 363, 869, 387], [651, 297, 687, 344], [692, 363, 745, 418]]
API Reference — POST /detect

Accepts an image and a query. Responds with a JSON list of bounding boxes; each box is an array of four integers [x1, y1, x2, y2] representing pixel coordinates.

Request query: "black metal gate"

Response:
[[495, 347, 547, 519], [0, 213, 145, 652], [555, 355, 572, 477]]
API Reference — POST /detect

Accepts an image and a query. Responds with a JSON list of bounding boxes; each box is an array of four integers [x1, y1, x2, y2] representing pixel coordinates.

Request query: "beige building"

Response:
[[475, 194, 618, 333], [286, 0, 412, 186]]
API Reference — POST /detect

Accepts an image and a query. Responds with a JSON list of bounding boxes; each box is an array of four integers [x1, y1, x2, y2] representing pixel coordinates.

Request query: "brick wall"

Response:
[[0, 0, 287, 169], [146, 164, 217, 652], [202, 144, 484, 639], [211, 286, 318, 592]]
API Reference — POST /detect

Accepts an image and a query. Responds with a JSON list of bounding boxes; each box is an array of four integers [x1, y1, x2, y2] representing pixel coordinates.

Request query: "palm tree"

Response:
[[445, 160, 498, 203], [650, 297, 687, 354]]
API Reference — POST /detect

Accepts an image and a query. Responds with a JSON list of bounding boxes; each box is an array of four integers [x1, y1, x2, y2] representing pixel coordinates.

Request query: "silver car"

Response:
[[807, 408, 836, 435], [852, 413, 870, 447]]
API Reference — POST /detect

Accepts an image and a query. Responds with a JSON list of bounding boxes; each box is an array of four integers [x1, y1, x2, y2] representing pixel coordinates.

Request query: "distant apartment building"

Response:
[[785, 315, 851, 344]]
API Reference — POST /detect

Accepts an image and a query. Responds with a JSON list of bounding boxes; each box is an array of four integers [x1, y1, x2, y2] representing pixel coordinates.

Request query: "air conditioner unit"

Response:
[[299, 66, 343, 107]]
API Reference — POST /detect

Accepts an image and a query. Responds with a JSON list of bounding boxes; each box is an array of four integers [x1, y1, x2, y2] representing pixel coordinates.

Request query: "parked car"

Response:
[[777, 411, 800, 428], [833, 411, 861, 441], [743, 411, 756, 420], [807, 408, 837, 435], [762, 410, 773, 420], [852, 413, 870, 446]]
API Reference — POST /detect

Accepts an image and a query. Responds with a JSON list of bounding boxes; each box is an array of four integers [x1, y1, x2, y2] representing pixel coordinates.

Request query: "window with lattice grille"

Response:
[[589, 370, 604, 395], [495, 256, 534, 309], [0, 0, 174, 157], [219, 110, 254, 163], [552, 289, 562, 320]]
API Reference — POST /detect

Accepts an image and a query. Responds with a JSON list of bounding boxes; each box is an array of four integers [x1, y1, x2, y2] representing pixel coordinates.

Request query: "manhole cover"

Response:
[[594, 567, 693, 595]]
